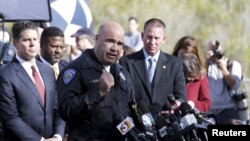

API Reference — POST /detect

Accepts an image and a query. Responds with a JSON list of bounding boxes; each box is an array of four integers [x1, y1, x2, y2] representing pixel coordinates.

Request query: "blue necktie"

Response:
[[148, 57, 156, 84]]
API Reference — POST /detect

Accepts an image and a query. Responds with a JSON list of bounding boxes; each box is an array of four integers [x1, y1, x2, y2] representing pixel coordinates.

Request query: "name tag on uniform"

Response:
[[90, 79, 99, 84]]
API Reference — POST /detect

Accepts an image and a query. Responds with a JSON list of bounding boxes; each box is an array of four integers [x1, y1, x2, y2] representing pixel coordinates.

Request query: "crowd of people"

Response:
[[0, 17, 248, 141]]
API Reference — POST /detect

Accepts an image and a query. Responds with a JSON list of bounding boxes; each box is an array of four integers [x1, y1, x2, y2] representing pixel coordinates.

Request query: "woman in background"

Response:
[[173, 36, 211, 112]]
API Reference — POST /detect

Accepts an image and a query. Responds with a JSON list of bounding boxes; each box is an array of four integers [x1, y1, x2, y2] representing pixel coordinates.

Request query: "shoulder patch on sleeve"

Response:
[[63, 69, 76, 85]]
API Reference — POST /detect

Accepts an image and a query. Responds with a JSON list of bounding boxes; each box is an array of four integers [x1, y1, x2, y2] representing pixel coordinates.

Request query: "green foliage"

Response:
[[89, 0, 250, 77]]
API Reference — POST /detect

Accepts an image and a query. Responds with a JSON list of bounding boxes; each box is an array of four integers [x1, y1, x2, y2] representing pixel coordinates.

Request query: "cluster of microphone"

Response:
[[114, 94, 216, 141]]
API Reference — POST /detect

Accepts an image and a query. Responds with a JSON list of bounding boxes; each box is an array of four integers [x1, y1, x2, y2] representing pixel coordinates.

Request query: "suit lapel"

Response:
[[13, 60, 45, 108], [132, 51, 152, 96], [153, 52, 168, 94]]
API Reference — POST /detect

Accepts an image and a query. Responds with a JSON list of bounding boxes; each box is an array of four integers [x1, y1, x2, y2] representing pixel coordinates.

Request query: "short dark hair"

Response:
[[128, 16, 138, 23], [143, 18, 166, 31], [11, 21, 38, 40], [40, 26, 64, 49]]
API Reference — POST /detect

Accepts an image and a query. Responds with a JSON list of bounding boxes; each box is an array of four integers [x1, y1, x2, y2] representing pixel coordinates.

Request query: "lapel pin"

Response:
[[163, 65, 166, 69]]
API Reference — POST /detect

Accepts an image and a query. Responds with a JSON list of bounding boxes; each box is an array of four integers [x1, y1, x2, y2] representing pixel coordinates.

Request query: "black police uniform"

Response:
[[57, 49, 135, 141]]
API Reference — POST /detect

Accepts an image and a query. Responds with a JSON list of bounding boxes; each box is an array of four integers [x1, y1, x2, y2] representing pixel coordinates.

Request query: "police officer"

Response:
[[57, 21, 135, 141]]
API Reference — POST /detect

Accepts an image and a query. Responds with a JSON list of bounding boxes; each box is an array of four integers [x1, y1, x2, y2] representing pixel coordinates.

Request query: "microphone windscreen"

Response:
[[167, 94, 175, 103], [155, 115, 169, 138], [137, 101, 155, 128], [179, 102, 192, 116], [137, 101, 150, 114], [149, 102, 162, 115], [113, 113, 125, 125], [163, 101, 172, 110], [169, 114, 177, 122], [109, 63, 120, 86], [155, 115, 167, 129]]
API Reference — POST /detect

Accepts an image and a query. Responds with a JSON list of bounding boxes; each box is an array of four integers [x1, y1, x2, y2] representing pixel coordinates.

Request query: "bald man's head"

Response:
[[94, 21, 125, 65], [97, 21, 125, 36]]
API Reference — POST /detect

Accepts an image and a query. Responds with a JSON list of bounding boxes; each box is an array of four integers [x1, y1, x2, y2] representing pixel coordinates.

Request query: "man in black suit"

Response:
[[120, 18, 186, 108], [39, 26, 68, 79], [39, 26, 70, 140], [0, 21, 65, 141]]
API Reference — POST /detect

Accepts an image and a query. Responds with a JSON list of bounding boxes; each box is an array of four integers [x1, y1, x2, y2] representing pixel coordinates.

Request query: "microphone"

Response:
[[179, 102, 200, 141], [129, 101, 145, 132], [162, 101, 174, 114], [163, 101, 172, 111], [181, 102, 216, 126], [149, 102, 162, 117], [110, 64, 120, 86], [179, 102, 197, 128], [163, 99, 182, 135], [155, 114, 171, 140], [137, 101, 158, 141], [113, 113, 140, 141], [169, 114, 186, 141], [128, 102, 150, 141], [150, 103, 170, 140], [137, 102, 155, 129], [169, 114, 181, 133], [196, 113, 216, 125], [155, 103, 188, 141], [167, 94, 181, 118]]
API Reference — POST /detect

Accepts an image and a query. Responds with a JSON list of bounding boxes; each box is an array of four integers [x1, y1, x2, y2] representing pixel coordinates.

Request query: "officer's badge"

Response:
[[63, 69, 76, 85]]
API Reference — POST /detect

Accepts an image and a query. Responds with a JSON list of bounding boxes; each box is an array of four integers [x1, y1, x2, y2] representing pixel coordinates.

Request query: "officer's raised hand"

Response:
[[99, 70, 115, 96]]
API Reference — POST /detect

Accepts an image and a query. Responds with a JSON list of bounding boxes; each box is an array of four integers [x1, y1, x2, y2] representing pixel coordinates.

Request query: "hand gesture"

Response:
[[99, 70, 115, 96]]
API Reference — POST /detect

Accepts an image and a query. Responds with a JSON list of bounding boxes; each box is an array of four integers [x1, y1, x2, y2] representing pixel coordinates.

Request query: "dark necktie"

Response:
[[31, 65, 45, 105]]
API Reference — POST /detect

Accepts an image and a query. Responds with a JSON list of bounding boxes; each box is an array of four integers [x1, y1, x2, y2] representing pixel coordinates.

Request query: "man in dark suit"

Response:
[[0, 21, 65, 141], [39, 26, 68, 79], [120, 18, 186, 108]]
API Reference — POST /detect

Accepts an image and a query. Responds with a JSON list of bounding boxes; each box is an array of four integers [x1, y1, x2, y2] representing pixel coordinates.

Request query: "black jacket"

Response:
[[57, 49, 135, 141]]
